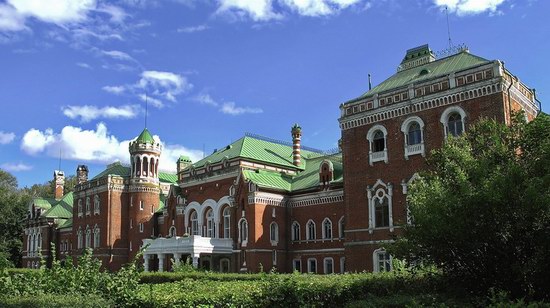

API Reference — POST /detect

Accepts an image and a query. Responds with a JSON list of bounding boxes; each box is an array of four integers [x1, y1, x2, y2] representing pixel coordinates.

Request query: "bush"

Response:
[[0, 294, 112, 307]]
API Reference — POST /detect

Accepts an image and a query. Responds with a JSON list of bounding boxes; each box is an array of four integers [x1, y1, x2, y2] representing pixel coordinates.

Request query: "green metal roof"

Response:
[[91, 162, 177, 184], [242, 153, 343, 193], [156, 193, 166, 213], [135, 128, 155, 144], [58, 218, 73, 229], [192, 136, 324, 171], [34, 191, 74, 219], [344, 50, 491, 105]]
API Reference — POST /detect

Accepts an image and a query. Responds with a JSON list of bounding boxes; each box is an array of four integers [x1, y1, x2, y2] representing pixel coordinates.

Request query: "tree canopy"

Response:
[[390, 113, 550, 300]]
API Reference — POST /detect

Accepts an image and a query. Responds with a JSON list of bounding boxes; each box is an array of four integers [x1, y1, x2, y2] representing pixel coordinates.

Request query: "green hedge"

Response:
[[140, 271, 265, 284], [0, 294, 112, 308]]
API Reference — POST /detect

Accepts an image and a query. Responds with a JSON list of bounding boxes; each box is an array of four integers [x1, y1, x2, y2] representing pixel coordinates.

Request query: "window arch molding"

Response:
[[366, 124, 389, 165], [306, 219, 316, 241], [401, 116, 426, 159], [238, 218, 248, 246], [93, 195, 100, 214], [373, 248, 392, 273], [291, 221, 300, 241], [440, 106, 467, 138], [367, 179, 394, 233], [322, 218, 332, 240], [269, 222, 279, 246]]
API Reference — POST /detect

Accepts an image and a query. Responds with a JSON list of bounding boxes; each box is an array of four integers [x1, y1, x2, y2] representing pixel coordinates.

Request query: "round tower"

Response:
[[291, 124, 302, 166], [129, 128, 162, 184]]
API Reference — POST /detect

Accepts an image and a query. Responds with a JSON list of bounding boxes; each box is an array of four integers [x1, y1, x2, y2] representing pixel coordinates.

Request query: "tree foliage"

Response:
[[389, 113, 550, 300]]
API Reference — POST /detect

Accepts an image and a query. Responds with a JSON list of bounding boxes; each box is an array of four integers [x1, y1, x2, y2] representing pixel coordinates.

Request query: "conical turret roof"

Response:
[[136, 128, 155, 144]]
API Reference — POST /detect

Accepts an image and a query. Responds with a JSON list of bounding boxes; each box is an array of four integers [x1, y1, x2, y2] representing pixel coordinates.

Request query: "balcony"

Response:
[[404, 143, 425, 159], [369, 150, 388, 165], [142, 235, 233, 256]]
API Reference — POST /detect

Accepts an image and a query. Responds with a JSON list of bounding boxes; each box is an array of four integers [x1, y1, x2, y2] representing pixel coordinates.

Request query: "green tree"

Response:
[[389, 113, 550, 300], [0, 170, 31, 268]]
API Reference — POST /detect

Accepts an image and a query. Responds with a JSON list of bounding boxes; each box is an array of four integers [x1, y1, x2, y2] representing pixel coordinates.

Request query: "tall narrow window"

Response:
[[239, 219, 248, 244], [223, 207, 231, 238], [338, 216, 345, 239], [292, 221, 300, 241], [206, 209, 215, 237], [401, 116, 425, 159], [94, 195, 100, 214], [93, 226, 100, 248], [85, 197, 91, 215], [190, 211, 199, 235], [322, 218, 332, 240], [78, 199, 83, 217], [407, 122, 422, 145], [77, 228, 83, 249], [270, 222, 279, 245], [308, 258, 317, 273], [139, 201, 144, 211], [372, 131, 385, 152], [367, 125, 388, 165], [324, 258, 334, 274], [375, 198, 390, 228], [169, 226, 176, 237], [139, 223, 144, 233], [85, 226, 91, 248], [448, 113, 463, 137], [307, 220, 316, 240], [368, 180, 394, 232]]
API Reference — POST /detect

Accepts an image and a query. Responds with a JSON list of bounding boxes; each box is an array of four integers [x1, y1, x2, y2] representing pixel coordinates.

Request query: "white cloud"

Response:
[[20, 123, 202, 172], [7, 0, 96, 24], [0, 3, 26, 31], [138, 94, 164, 108], [62, 105, 141, 123], [193, 93, 219, 106], [138, 70, 192, 102], [177, 24, 209, 33], [220, 102, 263, 115], [101, 49, 135, 62], [217, 0, 282, 21], [76, 62, 92, 69], [0, 131, 16, 144], [1, 162, 32, 172], [281, 0, 362, 16], [102, 85, 126, 94], [96, 4, 127, 23], [434, 0, 506, 15]]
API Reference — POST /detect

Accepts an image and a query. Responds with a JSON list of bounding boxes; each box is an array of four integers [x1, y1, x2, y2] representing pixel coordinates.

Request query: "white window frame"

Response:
[[293, 259, 302, 272], [401, 116, 426, 159], [306, 219, 316, 241], [307, 258, 317, 274], [85, 226, 91, 248], [223, 207, 231, 238], [85, 197, 91, 215], [169, 226, 176, 237], [139, 200, 144, 211], [77, 228, 83, 249], [367, 125, 389, 165], [93, 195, 100, 215], [270, 222, 279, 246], [322, 218, 332, 240], [77, 199, 83, 217], [440, 106, 467, 138], [139, 223, 144, 233], [373, 248, 392, 273], [340, 257, 346, 274], [324, 257, 334, 274], [206, 209, 215, 238], [367, 179, 394, 233], [238, 218, 248, 247], [93, 225, 100, 248], [190, 211, 199, 236], [291, 221, 300, 241]]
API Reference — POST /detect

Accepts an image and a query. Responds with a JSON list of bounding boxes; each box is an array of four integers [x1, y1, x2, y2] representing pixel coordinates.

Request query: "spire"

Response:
[[136, 128, 155, 144]]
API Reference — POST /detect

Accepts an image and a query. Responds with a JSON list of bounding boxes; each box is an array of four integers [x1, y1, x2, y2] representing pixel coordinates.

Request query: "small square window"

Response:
[[402, 92, 409, 100]]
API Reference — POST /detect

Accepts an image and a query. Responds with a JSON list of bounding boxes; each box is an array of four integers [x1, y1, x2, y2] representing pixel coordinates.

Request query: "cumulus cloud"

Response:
[[1, 162, 32, 172], [7, 0, 96, 24], [20, 123, 202, 172], [62, 105, 141, 123], [434, 0, 506, 15], [217, 0, 282, 21], [0, 131, 16, 144], [0, 3, 26, 31], [177, 24, 209, 33]]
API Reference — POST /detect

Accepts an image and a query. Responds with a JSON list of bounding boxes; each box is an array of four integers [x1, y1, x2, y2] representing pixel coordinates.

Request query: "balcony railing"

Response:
[[142, 235, 233, 256], [405, 143, 425, 159], [369, 150, 388, 165]]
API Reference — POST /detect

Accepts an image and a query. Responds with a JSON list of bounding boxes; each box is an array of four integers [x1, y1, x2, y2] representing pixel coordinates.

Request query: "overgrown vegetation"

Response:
[[389, 113, 550, 301]]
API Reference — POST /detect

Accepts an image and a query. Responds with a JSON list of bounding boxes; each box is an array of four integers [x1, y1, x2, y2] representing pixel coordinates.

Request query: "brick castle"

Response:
[[23, 45, 540, 273]]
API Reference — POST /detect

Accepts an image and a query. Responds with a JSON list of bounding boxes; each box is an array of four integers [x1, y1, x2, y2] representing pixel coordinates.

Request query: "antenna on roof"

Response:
[[58, 148, 62, 171], [445, 6, 453, 49], [368, 73, 372, 91]]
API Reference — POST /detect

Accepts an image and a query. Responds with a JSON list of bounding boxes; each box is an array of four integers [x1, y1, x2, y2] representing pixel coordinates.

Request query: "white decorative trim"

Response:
[[440, 105, 467, 138], [373, 248, 392, 273], [367, 180, 394, 233], [248, 192, 286, 207], [401, 116, 425, 159], [288, 190, 344, 208], [366, 125, 388, 165]]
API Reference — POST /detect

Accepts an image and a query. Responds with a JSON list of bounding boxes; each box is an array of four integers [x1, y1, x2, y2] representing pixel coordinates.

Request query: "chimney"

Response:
[[54, 170, 65, 199], [76, 165, 89, 184], [291, 124, 302, 166]]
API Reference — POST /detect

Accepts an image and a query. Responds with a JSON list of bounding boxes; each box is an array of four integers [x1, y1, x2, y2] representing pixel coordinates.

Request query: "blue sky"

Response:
[[0, 0, 548, 187]]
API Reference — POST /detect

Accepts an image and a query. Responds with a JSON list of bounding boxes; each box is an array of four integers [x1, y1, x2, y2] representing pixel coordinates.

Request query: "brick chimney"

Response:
[[54, 170, 65, 199], [291, 124, 302, 166], [76, 165, 89, 184]]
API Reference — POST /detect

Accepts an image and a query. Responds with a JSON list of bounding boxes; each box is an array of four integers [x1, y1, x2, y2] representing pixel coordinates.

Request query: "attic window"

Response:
[[419, 69, 430, 76]]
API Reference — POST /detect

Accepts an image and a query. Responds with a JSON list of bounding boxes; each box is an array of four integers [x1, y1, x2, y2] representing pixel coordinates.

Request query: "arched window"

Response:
[[448, 113, 463, 137], [223, 207, 231, 238], [77, 228, 83, 249], [190, 211, 199, 236], [291, 221, 300, 241], [324, 257, 334, 274], [93, 226, 100, 248], [93, 195, 100, 214], [270, 222, 279, 244], [338, 216, 345, 239], [373, 248, 392, 272], [368, 180, 394, 232], [78, 199, 83, 216], [136, 156, 141, 176], [85, 197, 91, 214], [169, 226, 176, 237], [239, 219, 248, 245], [206, 209, 215, 237], [142, 156, 148, 177], [322, 218, 332, 240], [37, 233, 42, 251], [367, 125, 388, 165], [401, 116, 426, 158], [306, 220, 316, 241], [440, 106, 466, 138], [85, 226, 91, 248]]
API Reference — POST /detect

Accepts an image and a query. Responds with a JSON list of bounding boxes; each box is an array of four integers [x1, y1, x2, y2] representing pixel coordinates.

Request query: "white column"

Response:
[[143, 254, 150, 272], [192, 253, 200, 268], [157, 253, 165, 272]]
